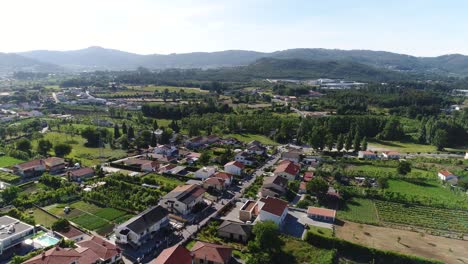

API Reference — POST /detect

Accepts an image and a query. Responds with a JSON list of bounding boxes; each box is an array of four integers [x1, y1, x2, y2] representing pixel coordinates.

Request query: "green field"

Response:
[[29, 208, 58, 228], [44, 200, 132, 234], [129, 85, 209, 94], [387, 179, 468, 208], [368, 139, 467, 153], [307, 225, 334, 238], [375, 200, 468, 233], [32, 132, 127, 166], [0, 156, 23, 167], [337, 198, 379, 225], [347, 164, 435, 179], [0, 171, 20, 183], [279, 235, 335, 264], [144, 174, 184, 186], [226, 133, 278, 146]]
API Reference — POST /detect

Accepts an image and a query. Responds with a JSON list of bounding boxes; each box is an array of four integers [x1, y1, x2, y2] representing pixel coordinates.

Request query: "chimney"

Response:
[[41, 252, 46, 260]]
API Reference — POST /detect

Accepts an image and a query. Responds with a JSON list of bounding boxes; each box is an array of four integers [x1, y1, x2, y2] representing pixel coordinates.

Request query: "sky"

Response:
[[1, 0, 467, 56]]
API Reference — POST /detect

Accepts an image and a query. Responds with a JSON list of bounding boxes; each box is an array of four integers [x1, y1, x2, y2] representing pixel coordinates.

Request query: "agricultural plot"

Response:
[[375, 200, 468, 233], [226, 133, 278, 146], [0, 171, 20, 183], [337, 198, 379, 225], [0, 156, 23, 167], [44, 200, 133, 235], [346, 165, 434, 179], [129, 85, 209, 94]]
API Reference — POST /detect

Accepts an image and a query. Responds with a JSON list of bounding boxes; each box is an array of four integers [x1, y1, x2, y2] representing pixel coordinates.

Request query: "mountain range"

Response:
[[1, 46, 468, 78]]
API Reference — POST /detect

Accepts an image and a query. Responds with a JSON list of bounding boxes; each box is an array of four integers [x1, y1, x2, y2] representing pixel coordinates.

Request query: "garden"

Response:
[[337, 198, 379, 225]]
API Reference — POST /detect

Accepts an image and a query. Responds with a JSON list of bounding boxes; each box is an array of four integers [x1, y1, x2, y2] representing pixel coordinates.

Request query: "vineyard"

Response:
[[375, 200, 468, 233]]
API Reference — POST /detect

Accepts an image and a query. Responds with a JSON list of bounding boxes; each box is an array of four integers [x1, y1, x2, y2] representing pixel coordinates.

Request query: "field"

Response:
[[29, 208, 58, 228], [336, 221, 468, 264], [346, 164, 435, 179], [337, 198, 379, 225], [0, 156, 23, 167], [226, 133, 278, 146], [375, 200, 468, 233], [144, 173, 184, 186], [127, 85, 209, 94], [33, 132, 127, 166], [387, 179, 468, 207], [0, 171, 20, 183], [368, 139, 467, 153], [44, 200, 133, 235], [278, 235, 335, 264]]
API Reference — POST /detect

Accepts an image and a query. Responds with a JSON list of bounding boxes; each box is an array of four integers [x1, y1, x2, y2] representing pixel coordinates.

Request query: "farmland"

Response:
[[44, 200, 133, 235], [128, 85, 209, 94], [226, 133, 278, 146], [346, 164, 435, 179], [0, 171, 20, 183], [0, 156, 24, 167], [374, 200, 468, 233], [337, 198, 379, 225]]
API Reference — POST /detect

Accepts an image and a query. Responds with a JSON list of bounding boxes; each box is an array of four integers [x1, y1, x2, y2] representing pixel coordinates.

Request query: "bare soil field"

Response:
[[336, 221, 468, 264]]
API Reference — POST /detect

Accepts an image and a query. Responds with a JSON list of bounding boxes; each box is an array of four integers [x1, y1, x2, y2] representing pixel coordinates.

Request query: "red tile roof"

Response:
[[151, 245, 192, 264], [213, 172, 233, 181], [274, 160, 300, 176], [15, 159, 44, 170], [43, 157, 65, 166], [57, 226, 85, 239], [259, 196, 288, 217], [225, 160, 245, 169], [383, 151, 400, 155], [307, 207, 336, 218], [76, 236, 120, 261], [23, 247, 82, 264], [303, 172, 314, 182], [69, 167, 94, 177], [204, 177, 225, 186], [439, 170, 454, 177], [191, 241, 232, 264]]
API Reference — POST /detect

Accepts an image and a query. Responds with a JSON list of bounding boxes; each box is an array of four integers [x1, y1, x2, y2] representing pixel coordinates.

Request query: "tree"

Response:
[[37, 139, 53, 156], [150, 133, 157, 147], [336, 134, 344, 152], [127, 126, 135, 139], [361, 137, 368, 151], [160, 128, 172, 144], [114, 124, 121, 139], [344, 132, 353, 152], [54, 143, 72, 157], [353, 131, 361, 152], [198, 151, 210, 165], [433, 129, 448, 150], [153, 119, 158, 130], [1, 186, 19, 204], [418, 122, 427, 144], [397, 161, 411, 175], [51, 219, 70, 232], [16, 138, 31, 153], [306, 177, 329, 199], [248, 220, 281, 255], [122, 122, 128, 134], [377, 176, 389, 189], [325, 134, 334, 151]]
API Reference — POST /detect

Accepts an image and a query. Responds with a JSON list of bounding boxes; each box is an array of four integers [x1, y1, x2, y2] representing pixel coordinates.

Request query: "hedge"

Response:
[[304, 231, 442, 264]]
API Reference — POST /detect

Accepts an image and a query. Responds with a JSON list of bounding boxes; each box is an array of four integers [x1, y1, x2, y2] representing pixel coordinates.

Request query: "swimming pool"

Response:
[[34, 234, 60, 247]]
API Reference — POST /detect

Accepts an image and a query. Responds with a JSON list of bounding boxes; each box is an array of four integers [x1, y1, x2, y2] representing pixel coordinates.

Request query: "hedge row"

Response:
[[304, 231, 442, 264]]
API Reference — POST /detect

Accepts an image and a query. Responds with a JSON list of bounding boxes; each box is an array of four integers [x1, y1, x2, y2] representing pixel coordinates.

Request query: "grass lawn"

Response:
[[279, 235, 335, 264], [337, 198, 379, 225], [387, 179, 468, 208], [29, 208, 58, 228], [347, 164, 435, 179], [308, 225, 333, 238], [368, 139, 437, 153], [144, 174, 184, 186], [226, 133, 278, 146], [0, 156, 23, 167], [33, 132, 127, 166], [94, 208, 128, 221], [71, 213, 108, 230]]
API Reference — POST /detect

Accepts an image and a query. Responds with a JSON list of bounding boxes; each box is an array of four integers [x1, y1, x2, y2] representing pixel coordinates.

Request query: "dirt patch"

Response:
[[335, 221, 468, 264]]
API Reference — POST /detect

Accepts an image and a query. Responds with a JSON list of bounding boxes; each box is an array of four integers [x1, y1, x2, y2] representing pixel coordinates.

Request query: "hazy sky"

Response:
[[1, 0, 467, 56]]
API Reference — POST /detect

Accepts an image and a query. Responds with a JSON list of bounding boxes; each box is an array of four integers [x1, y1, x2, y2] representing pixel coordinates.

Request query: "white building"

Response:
[[114, 205, 169, 247], [438, 170, 457, 182], [159, 184, 206, 215], [235, 151, 255, 166], [358, 151, 377, 159], [0, 216, 35, 255], [195, 166, 217, 180], [382, 151, 400, 160], [224, 161, 245, 176], [256, 197, 288, 226]]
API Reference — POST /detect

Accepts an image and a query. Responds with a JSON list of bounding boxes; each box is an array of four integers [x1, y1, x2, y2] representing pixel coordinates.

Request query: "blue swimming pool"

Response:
[[34, 234, 60, 247]]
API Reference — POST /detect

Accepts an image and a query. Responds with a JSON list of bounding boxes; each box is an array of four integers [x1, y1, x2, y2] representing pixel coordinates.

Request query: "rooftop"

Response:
[[118, 205, 168, 234], [0, 215, 34, 241], [191, 241, 232, 264], [307, 207, 336, 218], [163, 184, 206, 205], [259, 197, 288, 217], [150, 245, 191, 264]]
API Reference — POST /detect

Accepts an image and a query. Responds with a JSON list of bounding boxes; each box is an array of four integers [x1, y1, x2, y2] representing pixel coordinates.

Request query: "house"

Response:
[[205, 135, 220, 144], [57, 225, 89, 242], [358, 151, 378, 159], [43, 157, 66, 174], [203, 177, 225, 191], [247, 140, 262, 147], [224, 161, 244, 176], [259, 176, 288, 198], [382, 151, 400, 160], [114, 206, 169, 247], [217, 220, 253, 243], [281, 151, 301, 163], [221, 137, 240, 146], [68, 167, 95, 182], [185, 136, 207, 149], [307, 207, 336, 223], [13, 159, 46, 177], [256, 196, 289, 226], [123, 158, 159, 172], [191, 241, 233, 264], [24, 236, 121, 264], [159, 184, 206, 215], [147, 153, 177, 164], [235, 151, 255, 166], [195, 166, 217, 180], [303, 171, 314, 182], [211, 172, 234, 186], [299, 181, 307, 194], [247, 145, 266, 155], [239, 200, 260, 222], [438, 170, 458, 184], [0, 216, 35, 255], [154, 144, 178, 157], [150, 245, 192, 264], [273, 160, 301, 181]]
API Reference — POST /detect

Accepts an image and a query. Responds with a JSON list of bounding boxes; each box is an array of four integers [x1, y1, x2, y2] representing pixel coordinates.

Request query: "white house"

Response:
[[224, 161, 245, 176], [307, 207, 336, 223], [246, 145, 266, 155], [211, 172, 234, 186], [195, 166, 217, 180], [235, 151, 255, 166], [114, 205, 169, 247], [273, 160, 300, 181], [358, 151, 377, 159], [438, 170, 457, 182], [0, 216, 35, 255], [256, 197, 288, 226], [153, 144, 178, 156], [382, 151, 400, 160], [159, 184, 206, 215]]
